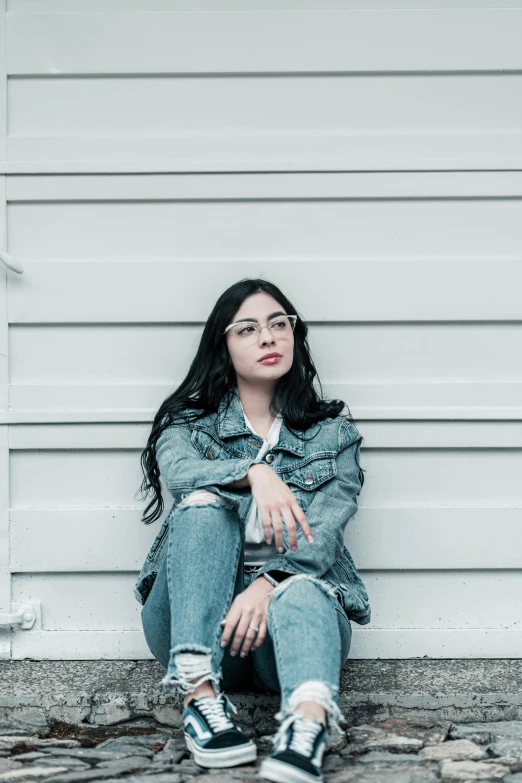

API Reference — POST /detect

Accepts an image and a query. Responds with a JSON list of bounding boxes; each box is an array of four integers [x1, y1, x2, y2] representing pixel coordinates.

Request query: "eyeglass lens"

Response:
[[231, 316, 295, 339]]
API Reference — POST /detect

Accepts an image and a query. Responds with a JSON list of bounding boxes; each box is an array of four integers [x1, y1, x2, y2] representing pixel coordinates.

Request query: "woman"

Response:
[[135, 278, 371, 783]]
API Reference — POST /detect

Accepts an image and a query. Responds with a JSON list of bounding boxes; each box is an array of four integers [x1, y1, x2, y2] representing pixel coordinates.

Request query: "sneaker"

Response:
[[259, 710, 328, 783], [182, 692, 257, 768]]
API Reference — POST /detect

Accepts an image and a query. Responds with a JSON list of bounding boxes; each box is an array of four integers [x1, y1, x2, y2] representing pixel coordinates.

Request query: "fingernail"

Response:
[[240, 652, 246, 658], [307, 535, 314, 542], [220, 641, 227, 647], [265, 538, 271, 545], [230, 651, 237, 657], [278, 547, 284, 553]]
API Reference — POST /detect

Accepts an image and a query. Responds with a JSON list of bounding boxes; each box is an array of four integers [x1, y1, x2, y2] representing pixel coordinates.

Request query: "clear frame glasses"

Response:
[[223, 314, 297, 341]]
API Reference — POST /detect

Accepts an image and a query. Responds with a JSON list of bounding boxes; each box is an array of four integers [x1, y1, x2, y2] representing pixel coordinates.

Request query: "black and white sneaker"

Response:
[[259, 710, 328, 783], [182, 692, 257, 768]]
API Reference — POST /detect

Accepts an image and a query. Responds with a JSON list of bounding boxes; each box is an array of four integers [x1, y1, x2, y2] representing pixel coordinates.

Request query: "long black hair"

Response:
[[136, 277, 364, 525]]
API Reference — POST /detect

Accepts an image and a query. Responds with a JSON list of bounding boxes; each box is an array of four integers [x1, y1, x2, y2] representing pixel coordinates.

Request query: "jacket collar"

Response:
[[213, 389, 308, 457]]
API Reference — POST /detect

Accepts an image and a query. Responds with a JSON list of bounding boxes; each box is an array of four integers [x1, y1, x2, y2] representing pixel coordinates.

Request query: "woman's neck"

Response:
[[235, 386, 278, 439]]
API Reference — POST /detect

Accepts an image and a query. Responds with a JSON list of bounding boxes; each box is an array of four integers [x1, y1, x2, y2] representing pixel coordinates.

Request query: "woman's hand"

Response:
[[220, 576, 275, 657], [247, 463, 314, 553]]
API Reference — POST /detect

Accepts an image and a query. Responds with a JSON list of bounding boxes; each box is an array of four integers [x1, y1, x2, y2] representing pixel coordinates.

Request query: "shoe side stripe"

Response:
[[184, 715, 212, 741]]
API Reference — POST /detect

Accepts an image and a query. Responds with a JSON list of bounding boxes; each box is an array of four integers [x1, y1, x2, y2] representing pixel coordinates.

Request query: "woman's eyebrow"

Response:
[[234, 311, 287, 323]]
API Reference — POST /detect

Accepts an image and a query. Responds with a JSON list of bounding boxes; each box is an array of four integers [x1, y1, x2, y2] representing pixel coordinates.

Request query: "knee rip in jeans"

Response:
[[177, 490, 226, 509], [268, 573, 339, 606]]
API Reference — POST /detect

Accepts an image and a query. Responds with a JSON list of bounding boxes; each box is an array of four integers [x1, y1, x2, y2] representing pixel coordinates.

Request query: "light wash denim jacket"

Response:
[[134, 389, 371, 625]]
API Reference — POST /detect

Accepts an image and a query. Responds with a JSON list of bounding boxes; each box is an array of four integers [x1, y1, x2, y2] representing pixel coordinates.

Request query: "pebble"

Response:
[[2, 715, 522, 781]]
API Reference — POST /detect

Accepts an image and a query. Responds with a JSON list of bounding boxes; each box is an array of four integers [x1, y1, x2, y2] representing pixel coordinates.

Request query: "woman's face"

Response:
[[225, 292, 294, 386]]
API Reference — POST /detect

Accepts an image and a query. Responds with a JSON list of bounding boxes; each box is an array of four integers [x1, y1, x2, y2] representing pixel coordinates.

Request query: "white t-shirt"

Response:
[[240, 404, 283, 566]]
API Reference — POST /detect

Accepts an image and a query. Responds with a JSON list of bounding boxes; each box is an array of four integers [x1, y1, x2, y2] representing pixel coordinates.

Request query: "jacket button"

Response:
[[304, 473, 313, 485], [340, 583, 347, 589], [265, 453, 274, 463], [206, 450, 214, 459]]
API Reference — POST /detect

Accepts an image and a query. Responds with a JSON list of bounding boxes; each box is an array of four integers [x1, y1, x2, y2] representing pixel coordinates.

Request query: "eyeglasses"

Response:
[[223, 315, 297, 341]]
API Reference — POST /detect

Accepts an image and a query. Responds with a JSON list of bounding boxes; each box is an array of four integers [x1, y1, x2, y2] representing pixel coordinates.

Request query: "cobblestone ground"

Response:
[[3, 715, 522, 782]]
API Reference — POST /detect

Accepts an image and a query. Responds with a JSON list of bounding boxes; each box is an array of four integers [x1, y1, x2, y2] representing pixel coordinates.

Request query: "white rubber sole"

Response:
[[259, 756, 323, 783], [185, 732, 257, 768]]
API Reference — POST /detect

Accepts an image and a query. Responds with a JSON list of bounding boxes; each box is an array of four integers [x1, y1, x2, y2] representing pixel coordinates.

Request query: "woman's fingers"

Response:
[[230, 612, 256, 657], [261, 506, 273, 546], [239, 611, 264, 656], [292, 501, 314, 542], [250, 617, 267, 650], [280, 504, 297, 551], [220, 605, 242, 650], [260, 500, 312, 552], [270, 509, 285, 552]]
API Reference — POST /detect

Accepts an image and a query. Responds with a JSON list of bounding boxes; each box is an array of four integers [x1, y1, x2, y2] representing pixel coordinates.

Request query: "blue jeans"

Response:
[[140, 492, 352, 738]]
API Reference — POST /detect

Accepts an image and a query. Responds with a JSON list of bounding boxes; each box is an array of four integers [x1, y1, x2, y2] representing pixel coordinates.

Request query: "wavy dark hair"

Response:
[[136, 277, 364, 525]]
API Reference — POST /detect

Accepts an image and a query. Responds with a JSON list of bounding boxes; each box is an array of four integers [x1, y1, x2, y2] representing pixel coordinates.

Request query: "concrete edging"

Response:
[[1, 660, 521, 730]]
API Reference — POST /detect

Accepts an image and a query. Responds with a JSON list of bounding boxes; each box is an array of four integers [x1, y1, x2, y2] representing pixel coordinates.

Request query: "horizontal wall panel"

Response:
[[12, 628, 522, 660], [8, 445, 522, 504], [7, 10, 522, 74], [357, 570, 522, 630], [6, 383, 522, 422], [11, 1, 522, 12], [13, 573, 140, 631], [10, 571, 522, 659], [7, 421, 522, 449], [6, 78, 522, 170], [7, 172, 522, 201], [10, 509, 167, 571], [12, 630, 151, 660], [9, 321, 522, 382], [11, 78, 522, 140], [12, 570, 522, 629], [10, 507, 522, 572], [348, 629, 522, 659], [7, 262, 522, 323], [5, 133, 522, 173]]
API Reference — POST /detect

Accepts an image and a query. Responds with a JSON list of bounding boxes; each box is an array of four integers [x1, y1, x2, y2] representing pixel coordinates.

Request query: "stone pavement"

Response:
[[2, 714, 522, 782]]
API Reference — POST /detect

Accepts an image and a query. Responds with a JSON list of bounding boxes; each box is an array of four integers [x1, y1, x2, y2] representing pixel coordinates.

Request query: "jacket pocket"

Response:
[[191, 428, 227, 461], [283, 454, 337, 510]]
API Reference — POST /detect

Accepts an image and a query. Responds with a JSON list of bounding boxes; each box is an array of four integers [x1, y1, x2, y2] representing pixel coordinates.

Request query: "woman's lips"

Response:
[[259, 356, 282, 364]]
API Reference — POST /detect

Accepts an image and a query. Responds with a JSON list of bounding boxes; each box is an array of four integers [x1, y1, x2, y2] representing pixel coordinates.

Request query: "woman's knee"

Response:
[[175, 490, 236, 512], [268, 573, 338, 615]]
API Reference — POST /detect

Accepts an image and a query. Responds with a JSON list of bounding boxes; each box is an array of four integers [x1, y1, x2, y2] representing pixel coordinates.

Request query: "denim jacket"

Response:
[[134, 389, 371, 625]]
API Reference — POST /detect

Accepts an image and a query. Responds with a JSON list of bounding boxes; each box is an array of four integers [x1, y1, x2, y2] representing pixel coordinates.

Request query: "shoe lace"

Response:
[[195, 695, 236, 733], [279, 712, 323, 757]]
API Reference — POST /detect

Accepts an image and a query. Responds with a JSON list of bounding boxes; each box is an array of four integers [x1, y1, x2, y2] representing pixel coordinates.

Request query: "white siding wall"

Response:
[[0, 0, 521, 659]]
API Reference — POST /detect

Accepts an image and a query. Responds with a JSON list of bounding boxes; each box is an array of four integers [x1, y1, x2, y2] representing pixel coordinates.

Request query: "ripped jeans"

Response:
[[140, 490, 352, 740]]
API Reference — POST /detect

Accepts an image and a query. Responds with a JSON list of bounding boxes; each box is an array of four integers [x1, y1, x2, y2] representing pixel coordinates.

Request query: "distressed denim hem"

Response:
[[161, 648, 223, 697], [274, 680, 346, 742]]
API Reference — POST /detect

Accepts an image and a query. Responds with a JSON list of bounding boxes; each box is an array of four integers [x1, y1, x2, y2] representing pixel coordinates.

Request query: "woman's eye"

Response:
[[238, 325, 255, 335]]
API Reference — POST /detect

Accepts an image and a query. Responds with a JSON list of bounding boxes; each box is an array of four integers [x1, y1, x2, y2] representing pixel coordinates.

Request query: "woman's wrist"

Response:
[[251, 573, 278, 592]]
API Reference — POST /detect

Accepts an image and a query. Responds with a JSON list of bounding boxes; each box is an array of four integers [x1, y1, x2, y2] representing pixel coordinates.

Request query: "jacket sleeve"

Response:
[[252, 420, 364, 580], [156, 419, 261, 496]]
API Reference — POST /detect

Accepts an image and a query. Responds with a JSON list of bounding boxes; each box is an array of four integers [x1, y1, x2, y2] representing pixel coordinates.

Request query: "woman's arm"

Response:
[[227, 463, 267, 490], [251, 421, 363, 579], [156, 422, 262, 495]]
